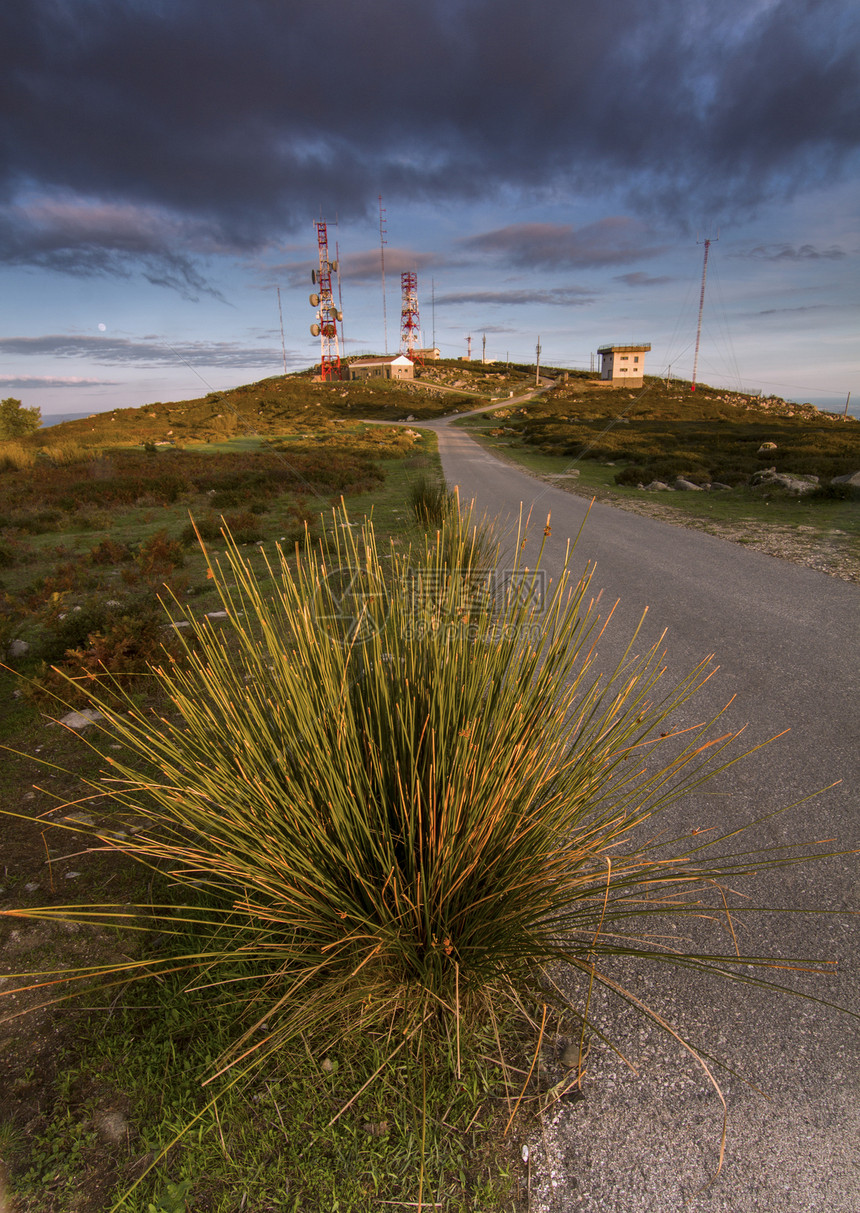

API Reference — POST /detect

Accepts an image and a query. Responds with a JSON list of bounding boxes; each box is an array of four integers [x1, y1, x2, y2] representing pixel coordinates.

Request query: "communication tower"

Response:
[[691, 232, 718, 393], [309, 220, 343, 381], [400, 271, 422, 361]]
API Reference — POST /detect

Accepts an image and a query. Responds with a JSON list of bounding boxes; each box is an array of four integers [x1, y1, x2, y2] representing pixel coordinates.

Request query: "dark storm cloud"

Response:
[[340, 249, 440, 283], [738, 243, 848, 261], [0, 196, 227, 300], [0, 334, 284, 368], [1, 0, 858, 284], [614, 272, 674, 287], [755, 303, 837, 316], [434, 288, 596, 307], [268, 248, 440, 289], [460, 220, 664, 269]]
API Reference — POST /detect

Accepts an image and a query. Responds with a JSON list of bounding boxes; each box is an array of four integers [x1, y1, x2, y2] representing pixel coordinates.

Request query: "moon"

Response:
[[98, 323, 106, 331]]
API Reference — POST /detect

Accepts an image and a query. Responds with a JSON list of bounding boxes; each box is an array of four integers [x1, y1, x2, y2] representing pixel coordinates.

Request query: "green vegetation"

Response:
[[0, 397, 41, 440], [1, 367, 856, 1210], [8, 970, 518, 1212], [408, 471, 454, 527], [13, 367, 490, 457], [0, 423, 429, 705], [467, 375, 859, 489], [5, 495, 848, 1210], [460, 374, 859, 565]]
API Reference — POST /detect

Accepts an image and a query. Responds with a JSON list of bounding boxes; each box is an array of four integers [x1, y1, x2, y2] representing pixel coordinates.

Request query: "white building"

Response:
[[597, 343, 651, 387], [348, 355, 415, 381]]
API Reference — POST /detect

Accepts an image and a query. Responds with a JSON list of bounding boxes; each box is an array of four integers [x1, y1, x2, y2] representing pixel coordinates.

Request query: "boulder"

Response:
[[7, 639, 29, 659], [642, 480, 672, 492], [757, 442, 778, 452], [751, 469, 819, 495], [709, 482, 733, 491], [832, 470, 860, 487], [58, 709, 104, 730], [673, 478, 703, 491]]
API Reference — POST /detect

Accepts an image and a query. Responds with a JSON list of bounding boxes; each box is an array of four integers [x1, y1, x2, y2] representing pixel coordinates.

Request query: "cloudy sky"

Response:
[[2, 0, 858, 418]]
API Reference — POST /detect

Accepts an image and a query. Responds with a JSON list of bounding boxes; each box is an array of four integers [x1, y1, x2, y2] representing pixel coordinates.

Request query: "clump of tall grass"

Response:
[[409, 471, 453, 526], [2, 501, 847, 1190], [0, 441, 35, 471], [39, 440, 90, 466]]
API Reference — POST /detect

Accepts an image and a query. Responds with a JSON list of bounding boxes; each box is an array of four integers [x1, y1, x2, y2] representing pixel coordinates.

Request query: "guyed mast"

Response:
[[691, 233, 718, 393]]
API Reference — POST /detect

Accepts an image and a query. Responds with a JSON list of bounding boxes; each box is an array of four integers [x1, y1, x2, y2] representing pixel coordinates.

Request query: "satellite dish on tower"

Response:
[[309, 293, 320, 307], [310, 323, 320, 337]]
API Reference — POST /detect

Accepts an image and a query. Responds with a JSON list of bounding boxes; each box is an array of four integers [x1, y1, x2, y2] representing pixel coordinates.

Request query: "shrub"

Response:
[[132, 529, 185, 582], [810, 479, 860, 502], [409, 472, 454, 526], [181, 511, 265, 545], [0, 397, 40, 439], [32, 595, 183, 706], [5, 503, 846, 1199], [88, 537, 133, 565], [0, 539, 20, 568], [0, 441, 36, 471], [38, 600, 114, 662], [13, 508, 65, 534], [39, 441, 89, 466]]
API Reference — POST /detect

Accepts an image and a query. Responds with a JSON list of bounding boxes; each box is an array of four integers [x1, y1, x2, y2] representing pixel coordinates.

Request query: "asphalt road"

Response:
[[424, 412, 859, 1213]]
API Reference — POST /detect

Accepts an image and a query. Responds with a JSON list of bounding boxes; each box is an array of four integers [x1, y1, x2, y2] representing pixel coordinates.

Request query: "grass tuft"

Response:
[[2, 500, 851, 1203], [409, 472, 454, 526]]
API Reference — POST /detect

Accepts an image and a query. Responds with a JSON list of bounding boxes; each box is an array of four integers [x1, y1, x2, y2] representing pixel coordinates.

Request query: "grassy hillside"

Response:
[[19, 360, 531, 453], [1, 363, 857, 1211], [473, 374, 859, 488]]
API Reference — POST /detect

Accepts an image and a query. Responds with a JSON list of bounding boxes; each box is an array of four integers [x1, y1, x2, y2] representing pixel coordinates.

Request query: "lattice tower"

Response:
[[309, 221, 342, 381], [400, 271, 422, 362]]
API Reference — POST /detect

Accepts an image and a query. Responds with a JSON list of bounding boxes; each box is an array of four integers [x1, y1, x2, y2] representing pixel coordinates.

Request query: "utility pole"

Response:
[[666, 364, 672, 389], [336, 240, 346, 363], [845, 391, 852, 417], [482, 333, 486, 364], [379, 195, 388, 354], [535, 337, 541, 387], [431, 277, 436, 352], [466, 334, 472, 361], [276, 286, 287, 375]]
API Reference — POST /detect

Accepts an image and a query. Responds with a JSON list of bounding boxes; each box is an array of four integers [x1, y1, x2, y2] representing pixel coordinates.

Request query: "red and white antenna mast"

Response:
[[400, 271, 422, 362], [691, 232, 718, 393], [309, 220, 343, 381]]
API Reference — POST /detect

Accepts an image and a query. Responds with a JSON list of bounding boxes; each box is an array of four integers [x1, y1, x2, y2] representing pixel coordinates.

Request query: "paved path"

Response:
[[421, 410, 859, 1212]]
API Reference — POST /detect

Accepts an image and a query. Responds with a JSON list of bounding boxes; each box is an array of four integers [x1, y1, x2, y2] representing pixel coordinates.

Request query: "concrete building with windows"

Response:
[[348, 354, 415, 381], [597, 343, 651, 387]]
